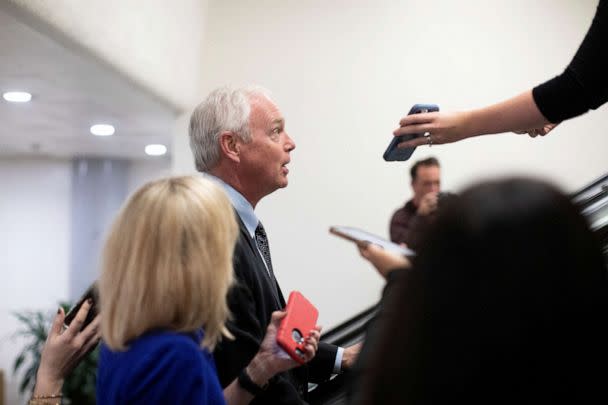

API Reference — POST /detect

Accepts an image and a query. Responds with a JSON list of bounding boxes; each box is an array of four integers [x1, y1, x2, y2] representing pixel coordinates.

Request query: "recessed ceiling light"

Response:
[[90, 124, 115, 136], [145, 144, 167, 156], [3, 91, 32, 103]]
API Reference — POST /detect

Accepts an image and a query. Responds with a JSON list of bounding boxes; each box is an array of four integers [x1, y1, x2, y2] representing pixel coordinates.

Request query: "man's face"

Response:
[[411, 165, 441, 204], [238, 95, 296, 199]]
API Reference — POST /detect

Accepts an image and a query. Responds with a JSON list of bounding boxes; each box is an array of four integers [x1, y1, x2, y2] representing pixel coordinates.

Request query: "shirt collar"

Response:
[[204, 173, 258, 238]]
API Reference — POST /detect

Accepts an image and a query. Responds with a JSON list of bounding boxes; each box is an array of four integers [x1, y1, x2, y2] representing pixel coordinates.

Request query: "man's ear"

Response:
[[219, 131, 240, 163]]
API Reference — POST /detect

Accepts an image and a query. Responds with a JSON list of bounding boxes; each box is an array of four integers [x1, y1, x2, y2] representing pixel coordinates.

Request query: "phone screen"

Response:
[[383, 103, 439, 161]]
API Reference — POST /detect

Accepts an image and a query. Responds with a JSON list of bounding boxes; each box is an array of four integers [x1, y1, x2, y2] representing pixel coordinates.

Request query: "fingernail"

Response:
[[57, 308, 61, 314]]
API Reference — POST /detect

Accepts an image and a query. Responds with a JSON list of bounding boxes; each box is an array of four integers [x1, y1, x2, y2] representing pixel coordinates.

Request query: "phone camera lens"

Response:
[[291, 329, 303, 343]]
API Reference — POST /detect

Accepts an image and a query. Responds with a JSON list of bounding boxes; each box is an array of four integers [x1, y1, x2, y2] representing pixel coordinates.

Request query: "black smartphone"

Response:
[[64, 282, 99, 330], [383, 103, 440, 161]]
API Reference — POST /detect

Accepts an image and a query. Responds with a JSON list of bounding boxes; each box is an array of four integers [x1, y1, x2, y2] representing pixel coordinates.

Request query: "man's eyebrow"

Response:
[[271, 118, 285, 126]]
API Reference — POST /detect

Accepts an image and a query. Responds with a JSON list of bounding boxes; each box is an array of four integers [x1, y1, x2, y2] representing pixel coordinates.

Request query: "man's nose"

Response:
[[284, 133, 296, 151]]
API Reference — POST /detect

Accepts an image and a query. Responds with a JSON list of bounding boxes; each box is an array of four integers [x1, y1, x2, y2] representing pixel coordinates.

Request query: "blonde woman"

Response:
[[96, 176, 320, 405]]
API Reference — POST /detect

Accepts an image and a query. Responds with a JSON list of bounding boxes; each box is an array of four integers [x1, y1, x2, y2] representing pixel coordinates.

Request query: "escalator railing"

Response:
[[572, 173, 608, 261], [307, 305, 377, 405]]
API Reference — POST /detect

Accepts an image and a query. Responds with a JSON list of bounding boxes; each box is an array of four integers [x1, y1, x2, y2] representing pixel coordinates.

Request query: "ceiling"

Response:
[[0, 7, 177, 160]]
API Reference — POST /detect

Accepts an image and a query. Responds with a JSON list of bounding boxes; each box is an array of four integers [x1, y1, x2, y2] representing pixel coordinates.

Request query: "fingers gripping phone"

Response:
[[64, 282, 99, 330], [277, 291, 319, 364], [383, 103, 440, 161]]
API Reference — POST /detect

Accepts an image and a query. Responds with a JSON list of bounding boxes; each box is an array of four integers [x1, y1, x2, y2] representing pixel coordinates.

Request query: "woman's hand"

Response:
[[33, 300, 101, 396], [357, 242, 411, 279], [514, 122, 559, 137], [394, 92, 558, 148], [393, 111, 472, 148]]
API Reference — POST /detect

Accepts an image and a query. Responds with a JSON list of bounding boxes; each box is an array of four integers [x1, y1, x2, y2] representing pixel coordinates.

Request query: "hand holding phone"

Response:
[[383, 103, 440, 161], [64, 282, 99, 331], [276, 291, 319, 364], [37, 297, 101, 393]]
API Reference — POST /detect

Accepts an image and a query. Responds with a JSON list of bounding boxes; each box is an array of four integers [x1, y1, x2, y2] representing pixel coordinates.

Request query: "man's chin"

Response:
[[278, 176, 289, 188], [267, 180, 288, 196]]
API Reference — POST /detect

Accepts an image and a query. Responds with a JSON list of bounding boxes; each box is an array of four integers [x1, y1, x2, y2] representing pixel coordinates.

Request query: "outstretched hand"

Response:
[[341, 341, 362, 370], [357, 242, 411, 279], [33, 300, 101, 396], [394, 108, 559, 149], [514, 122, 559, 137], [393, 111, 472, 148]]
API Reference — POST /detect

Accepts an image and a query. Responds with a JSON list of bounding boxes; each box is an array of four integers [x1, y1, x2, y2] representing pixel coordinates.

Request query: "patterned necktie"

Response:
[[255, 222, 275, 281]]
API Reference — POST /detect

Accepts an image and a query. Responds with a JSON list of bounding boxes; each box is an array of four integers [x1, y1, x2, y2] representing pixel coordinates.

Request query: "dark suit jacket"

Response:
[[213, 217, 338, 404]]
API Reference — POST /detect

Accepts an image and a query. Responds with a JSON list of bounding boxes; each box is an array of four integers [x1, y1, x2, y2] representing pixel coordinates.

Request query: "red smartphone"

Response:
[[276, 291, 319, 364]]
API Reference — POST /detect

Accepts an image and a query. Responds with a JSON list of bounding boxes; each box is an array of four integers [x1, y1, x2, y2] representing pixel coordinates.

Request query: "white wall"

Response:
[[177, 0, 608, 328], [6, 0, 209, 111], [0, 157, 168, 404], [0, 158, 71, 405], [171, 112, 196, 175], [127, 157, 172, 195]]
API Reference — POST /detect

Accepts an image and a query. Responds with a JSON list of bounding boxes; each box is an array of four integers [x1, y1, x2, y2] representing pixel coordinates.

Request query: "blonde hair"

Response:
[[100, 176, 237, 351]]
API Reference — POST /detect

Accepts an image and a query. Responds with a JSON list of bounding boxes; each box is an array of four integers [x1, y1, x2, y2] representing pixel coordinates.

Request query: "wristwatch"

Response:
[[238, 368, 268, 396]]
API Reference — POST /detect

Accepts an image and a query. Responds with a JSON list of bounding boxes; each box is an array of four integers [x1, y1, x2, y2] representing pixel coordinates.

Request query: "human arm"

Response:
[[391, 200, 434, 250], [214, 234, 335, 401], [533, 0, 608, 123], [223, 311, 320, 405], [30, 300, 100, 404], [341, 342, 362, 370], [357, 242, 412, 279], [217, 271, 337, 387], [417, 192, 439, 216], [393, 90, 551, 148], [514, 122, 558, 138], [394, 0, 607, 149]]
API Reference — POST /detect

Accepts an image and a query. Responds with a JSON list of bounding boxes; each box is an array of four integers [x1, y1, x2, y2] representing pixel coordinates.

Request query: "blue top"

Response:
[[97, 329, 226, 405]]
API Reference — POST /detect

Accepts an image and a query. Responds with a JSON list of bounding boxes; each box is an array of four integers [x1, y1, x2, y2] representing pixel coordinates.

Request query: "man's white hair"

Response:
[[189, 85, 273, 172]]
